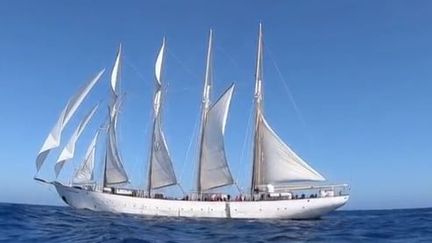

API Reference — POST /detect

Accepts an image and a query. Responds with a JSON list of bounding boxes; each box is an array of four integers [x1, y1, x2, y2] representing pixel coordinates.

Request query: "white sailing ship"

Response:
[[35, 24, 349, 219]]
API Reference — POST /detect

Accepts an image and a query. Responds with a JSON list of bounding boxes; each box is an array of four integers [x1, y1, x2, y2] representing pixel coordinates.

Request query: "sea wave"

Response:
[[0, 203, 431, 242]]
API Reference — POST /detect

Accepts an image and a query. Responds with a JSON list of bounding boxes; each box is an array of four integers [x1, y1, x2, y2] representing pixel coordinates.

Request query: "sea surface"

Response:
[[0, 203, 431, 242]]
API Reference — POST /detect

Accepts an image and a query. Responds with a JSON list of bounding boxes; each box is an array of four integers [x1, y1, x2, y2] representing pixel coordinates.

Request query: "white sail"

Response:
[[252, 23, 325, 190], [55, 104, 99, 177], [199, 84, 235, 191], [196, 30, 213, 194], [258, 114, 325, 185], [104, 46, 129, 186], [148, 39, 177, 190], [111, 45, 121, 95], [150, 119, 177, 189], [154, 38, 165, 86], [73, 130, 99, 184], [104, 110, 129, 185], [35, 69, 105, 172]]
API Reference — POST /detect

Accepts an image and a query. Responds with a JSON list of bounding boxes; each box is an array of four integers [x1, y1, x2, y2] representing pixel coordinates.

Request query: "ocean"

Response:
[[0, 203, 430, 242]]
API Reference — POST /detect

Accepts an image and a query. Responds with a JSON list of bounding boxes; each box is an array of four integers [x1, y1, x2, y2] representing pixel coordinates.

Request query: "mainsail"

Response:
[[196, 30, 234, 193], [55, 104, 99, 177], [35, 70, 105, 172], [251, 24, 325, 192], [73, 130, 100, 184], [104, 109, 129, 185], [258, 116, 325, 184], [103, 46, 129, 186], [199, 84, 235, 191], [147, 39, 177, 191]]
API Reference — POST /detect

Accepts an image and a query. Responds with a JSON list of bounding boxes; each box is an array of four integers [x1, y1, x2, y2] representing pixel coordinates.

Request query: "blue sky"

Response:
[[1, 0, 431, 210]]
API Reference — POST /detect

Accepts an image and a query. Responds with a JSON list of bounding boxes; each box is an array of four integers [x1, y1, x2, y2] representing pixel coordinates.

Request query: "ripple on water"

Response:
[[0, 203, 431, 242]]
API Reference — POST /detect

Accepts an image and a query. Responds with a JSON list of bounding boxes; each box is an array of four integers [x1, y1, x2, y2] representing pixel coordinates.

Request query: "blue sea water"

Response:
[[0, 203, 431, 242]]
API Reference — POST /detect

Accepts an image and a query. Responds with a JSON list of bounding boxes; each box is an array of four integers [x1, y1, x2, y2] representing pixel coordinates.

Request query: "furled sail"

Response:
[[251, 23, 264, 192], [73, 130, 100, 184], [148, 38, 177, 190], [35, 70, 105, 172], [257, 116, 325, 185], [199, 84, 235, 191], [55, 104, 99, 177], [103, 46, 129, 186]]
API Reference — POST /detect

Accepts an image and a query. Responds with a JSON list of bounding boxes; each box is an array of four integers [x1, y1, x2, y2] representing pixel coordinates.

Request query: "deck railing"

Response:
[[81, 183, 349, 202]]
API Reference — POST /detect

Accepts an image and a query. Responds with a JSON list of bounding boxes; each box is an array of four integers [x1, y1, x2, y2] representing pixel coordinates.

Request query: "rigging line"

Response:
[[238, 100, 254, 186], [177, 183, 186, 196], [71, 120, 106, 185], [140, 100, 153, 189], [215, 45, 249, 88], [234, 181, 243, 194], [215, 44, 241, 70], [166, 47, 202, 84], [266, 46, 309, 131], [68, 100, 104, 180], [178, 110, 201, 185], [122, 54, 151, 88]]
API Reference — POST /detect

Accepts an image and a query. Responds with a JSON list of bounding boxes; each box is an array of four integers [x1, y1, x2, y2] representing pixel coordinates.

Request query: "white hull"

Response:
[[54, 183, 348, 219]]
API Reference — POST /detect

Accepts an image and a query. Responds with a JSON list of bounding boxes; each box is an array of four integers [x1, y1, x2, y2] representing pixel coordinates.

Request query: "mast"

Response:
[[146, 112, 156, 196], [103, 45, 122, 188], [103, 44, 129, 187], [251, 23, 264, 195], [196, 29, 213, 196], [147, 38, 166, 196]]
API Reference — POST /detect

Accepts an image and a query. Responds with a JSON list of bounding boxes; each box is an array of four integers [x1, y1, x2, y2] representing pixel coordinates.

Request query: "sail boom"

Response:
[[104, 180, 128, 186], [200, 181, 234, 192], [151, 182, 177, 190]]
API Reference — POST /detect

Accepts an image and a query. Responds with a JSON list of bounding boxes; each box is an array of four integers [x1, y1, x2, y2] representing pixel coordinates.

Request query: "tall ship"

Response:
[[34, 24, 349, 219]]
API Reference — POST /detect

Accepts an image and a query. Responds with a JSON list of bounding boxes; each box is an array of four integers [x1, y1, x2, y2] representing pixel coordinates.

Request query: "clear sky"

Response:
[[0, 0, 431, 210]]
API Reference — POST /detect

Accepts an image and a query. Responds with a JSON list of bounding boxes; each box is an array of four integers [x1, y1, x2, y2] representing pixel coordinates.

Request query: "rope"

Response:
[[178, 110, 201, 186], [177, 183, 186, 196], [266, 46, 309, 130], [166, 47, 202, 83], [234, 181, 243, 194], [237, 101, 254, 187], [122, 54, 151, 88]]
